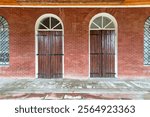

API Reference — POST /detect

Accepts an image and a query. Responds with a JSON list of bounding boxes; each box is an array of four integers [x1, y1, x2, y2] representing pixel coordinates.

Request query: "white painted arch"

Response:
[[35, 14, 64, 78], [89, 13, 118, 78]]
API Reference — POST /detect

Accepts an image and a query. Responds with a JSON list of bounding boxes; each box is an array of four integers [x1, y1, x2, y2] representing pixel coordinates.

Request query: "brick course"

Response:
[[0, 8, 150, 79]]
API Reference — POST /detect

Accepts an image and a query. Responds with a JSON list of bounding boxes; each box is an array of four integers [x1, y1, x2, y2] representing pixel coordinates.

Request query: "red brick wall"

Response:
[[0, 8, 150, 79]]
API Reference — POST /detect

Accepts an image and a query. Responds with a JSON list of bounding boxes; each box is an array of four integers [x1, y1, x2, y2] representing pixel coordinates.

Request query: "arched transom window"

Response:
[[37, 16, 63, 31], [90, 15, 115, 30], [0, 16, 9, 65], [144, 17, 150, 65]]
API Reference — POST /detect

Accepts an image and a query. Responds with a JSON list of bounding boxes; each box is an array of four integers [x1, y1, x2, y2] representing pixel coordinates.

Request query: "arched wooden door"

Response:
[[90, 13, 117, 78], [36, 15, 64, 79]]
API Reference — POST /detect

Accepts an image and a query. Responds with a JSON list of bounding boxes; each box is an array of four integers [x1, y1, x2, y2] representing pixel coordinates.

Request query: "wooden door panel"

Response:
[[38, 31, 63, 78], [90, 30, 115, 78], [90, 30, 102, 77]]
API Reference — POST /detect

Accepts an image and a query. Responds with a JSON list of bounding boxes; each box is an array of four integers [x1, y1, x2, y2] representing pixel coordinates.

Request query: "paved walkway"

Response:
[[0, 78, 150, 99]]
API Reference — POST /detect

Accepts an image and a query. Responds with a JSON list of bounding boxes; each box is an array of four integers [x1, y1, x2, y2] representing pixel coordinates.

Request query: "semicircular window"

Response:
[[144, 17, 150, 65], [90, 16, 115, 30], [0, 16, 9, 65], [38, 17, 63, 31]]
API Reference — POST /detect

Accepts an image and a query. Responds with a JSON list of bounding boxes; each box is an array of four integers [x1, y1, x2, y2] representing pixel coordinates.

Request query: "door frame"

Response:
[[35, 14, 64, 78], [89, 13, 118, 78]]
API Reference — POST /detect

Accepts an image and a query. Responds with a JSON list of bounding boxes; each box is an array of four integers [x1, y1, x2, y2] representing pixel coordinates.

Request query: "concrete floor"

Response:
[[0, 78, 150, 99]]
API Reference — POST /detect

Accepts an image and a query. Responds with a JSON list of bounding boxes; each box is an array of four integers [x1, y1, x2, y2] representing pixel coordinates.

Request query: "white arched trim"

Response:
[[89, 13, 118, 78], [35, 14, 64, 78]]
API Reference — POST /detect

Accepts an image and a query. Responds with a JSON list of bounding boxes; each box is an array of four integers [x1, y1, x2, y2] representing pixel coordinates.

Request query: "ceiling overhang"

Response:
[[0, 0, 150, 6], [16, 0, 124, 4]]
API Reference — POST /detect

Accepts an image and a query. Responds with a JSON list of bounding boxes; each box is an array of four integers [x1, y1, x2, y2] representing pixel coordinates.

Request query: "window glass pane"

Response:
[[0, 16, 9, 65], [51, 17, 60, 29], [93, 16, 102, 28], [90, 23, 99, 29], [103, 16, 111, 28], [39, 24, 46, 29], [106, 22, 115, 28], [54, 24, 62, 29], [40, 17, 49, 28], [144, 17, 150, 65]]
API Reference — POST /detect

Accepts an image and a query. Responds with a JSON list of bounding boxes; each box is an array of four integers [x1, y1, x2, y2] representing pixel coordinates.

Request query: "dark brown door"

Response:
[[90, 30, 115, 78], [38, 31, 63, 78]]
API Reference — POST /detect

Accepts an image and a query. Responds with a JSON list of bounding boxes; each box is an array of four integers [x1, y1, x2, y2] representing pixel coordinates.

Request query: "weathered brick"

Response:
[[0, 8, 149, 79]]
